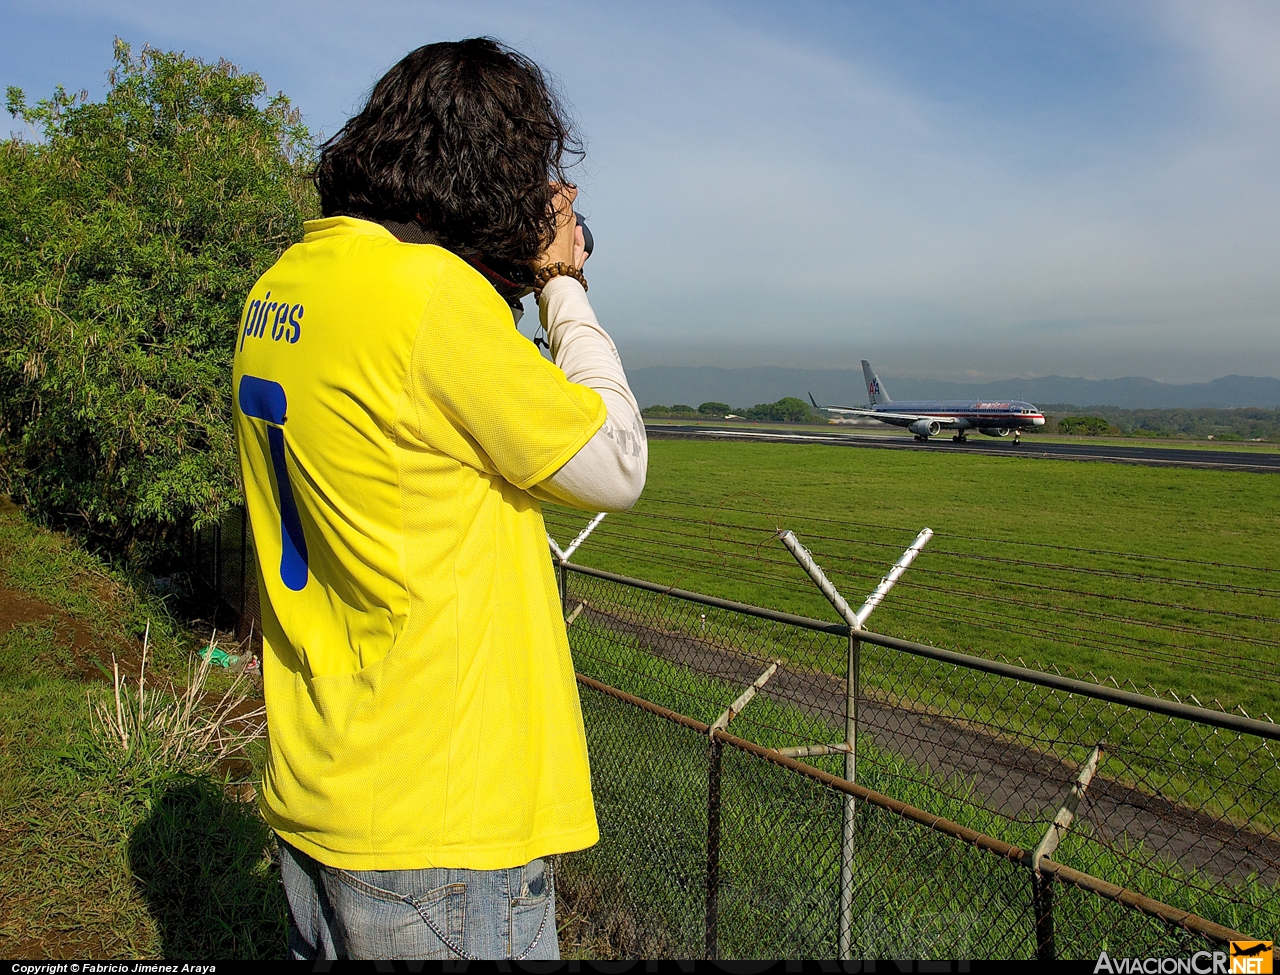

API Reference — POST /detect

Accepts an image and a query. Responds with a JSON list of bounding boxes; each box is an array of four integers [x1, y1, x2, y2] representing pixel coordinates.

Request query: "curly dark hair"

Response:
[[314, 37, 582, 264]]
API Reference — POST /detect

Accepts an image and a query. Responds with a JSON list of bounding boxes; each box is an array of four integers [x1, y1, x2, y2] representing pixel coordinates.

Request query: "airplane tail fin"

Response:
[[861, 360, 892, 405]]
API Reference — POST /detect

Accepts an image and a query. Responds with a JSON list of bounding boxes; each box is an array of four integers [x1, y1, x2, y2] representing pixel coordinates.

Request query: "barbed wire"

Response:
[[561, 550, 1278, 746], [556, 504, 1280, 598], [548, 502, 1280, 597], [548, 516, 1280, 632]]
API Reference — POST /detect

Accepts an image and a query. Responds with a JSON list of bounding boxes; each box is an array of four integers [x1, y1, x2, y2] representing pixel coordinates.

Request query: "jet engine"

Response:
[[909, 419, 941, 438], [979, 427, 1010, 438]]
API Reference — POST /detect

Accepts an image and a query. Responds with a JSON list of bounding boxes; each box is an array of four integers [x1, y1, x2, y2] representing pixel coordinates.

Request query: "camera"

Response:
[[575, 211, 594, 257]]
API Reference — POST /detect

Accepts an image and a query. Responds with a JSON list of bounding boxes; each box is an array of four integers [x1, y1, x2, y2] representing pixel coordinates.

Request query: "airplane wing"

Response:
[[808, 394, 957, 426], [822, 407, 940, 423], [809, 392, 873, 416]]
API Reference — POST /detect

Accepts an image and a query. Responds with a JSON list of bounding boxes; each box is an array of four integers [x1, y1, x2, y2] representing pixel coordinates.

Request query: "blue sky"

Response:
[[5, 0, 1279, 382]]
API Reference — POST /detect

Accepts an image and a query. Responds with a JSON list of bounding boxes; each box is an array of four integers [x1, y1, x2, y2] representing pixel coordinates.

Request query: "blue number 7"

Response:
[[238, 375, 309, 591]]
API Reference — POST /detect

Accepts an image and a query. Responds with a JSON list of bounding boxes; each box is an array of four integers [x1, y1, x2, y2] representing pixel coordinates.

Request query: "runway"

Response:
[[644, 424, 1280, 473]]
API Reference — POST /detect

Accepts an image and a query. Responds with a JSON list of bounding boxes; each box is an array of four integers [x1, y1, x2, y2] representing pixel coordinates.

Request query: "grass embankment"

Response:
[[0, 501, 284, 959]]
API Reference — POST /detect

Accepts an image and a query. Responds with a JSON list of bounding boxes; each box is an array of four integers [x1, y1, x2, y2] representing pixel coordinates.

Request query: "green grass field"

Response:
[[545, 437, 1280, 909], [545, 440, 1280, 721]]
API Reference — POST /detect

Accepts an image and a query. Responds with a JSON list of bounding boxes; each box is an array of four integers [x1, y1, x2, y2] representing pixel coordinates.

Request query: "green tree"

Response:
[[740, 397, 815, 422], [772, 396, 815, 422], [698, 401, 730, 416], [0, 41, 316, 564], [1058, 416, 1116, 436]]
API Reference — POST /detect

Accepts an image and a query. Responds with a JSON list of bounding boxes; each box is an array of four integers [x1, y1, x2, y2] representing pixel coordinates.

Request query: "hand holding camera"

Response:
[[532, 185, 594, 298]]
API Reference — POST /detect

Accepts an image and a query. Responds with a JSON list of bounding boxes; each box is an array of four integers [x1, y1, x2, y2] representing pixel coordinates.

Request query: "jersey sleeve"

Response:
[[404, 260, 607, 491]]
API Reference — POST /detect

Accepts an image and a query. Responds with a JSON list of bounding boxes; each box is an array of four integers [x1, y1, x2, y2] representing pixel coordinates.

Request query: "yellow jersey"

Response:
[[232, 216, 606, 870]]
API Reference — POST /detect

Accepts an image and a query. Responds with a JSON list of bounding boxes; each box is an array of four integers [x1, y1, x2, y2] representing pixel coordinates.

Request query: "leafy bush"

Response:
[[1058, 415, 1117, 436], [641, 404, 700, 418], [0, 41, 316, 565], [641, 397, 816, 422]]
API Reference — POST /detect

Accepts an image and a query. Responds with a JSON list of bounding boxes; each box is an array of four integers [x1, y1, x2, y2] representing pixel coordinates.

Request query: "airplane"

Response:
[[810, 361, 1046, 445]]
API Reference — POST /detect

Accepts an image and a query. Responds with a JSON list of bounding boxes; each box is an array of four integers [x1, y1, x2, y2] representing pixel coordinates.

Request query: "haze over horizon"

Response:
[[5, 0, 1279, 384]]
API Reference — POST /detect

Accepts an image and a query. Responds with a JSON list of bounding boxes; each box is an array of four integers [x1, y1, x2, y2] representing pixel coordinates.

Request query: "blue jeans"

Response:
[[278, 837, 559, 960]]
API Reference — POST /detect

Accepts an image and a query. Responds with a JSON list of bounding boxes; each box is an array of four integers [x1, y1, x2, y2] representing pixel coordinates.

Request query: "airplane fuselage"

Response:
[[868, 400, 1045, 433]]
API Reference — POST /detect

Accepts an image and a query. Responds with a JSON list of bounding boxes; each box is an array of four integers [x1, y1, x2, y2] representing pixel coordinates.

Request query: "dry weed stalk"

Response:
[[90, 626, 266, 775]]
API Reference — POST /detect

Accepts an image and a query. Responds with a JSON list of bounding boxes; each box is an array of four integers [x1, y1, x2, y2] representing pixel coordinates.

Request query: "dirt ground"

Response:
[[0, 581, 137, 680]]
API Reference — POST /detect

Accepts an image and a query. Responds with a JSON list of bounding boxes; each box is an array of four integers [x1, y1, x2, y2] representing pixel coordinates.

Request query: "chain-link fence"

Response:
[[190, 506, 259, 641], [191, 510, 1280, 960], [556, 562, 1279, 961]]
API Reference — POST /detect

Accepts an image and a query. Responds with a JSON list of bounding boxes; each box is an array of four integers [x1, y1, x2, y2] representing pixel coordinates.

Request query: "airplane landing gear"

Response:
[[914, 434, 927, 442], [952, 433, 968, 443], [1013, 432, 1021, 445]]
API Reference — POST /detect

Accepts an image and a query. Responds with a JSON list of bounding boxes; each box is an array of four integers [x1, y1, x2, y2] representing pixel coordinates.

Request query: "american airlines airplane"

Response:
[[811, 361, 1046, 444]]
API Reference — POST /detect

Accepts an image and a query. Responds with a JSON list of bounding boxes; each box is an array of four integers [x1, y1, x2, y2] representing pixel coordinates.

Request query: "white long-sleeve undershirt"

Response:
[[531, 276, 647, 511]]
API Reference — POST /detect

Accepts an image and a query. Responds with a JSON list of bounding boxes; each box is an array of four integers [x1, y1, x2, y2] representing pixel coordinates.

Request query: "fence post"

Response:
[[549, 513, 606, 613], [780, 528, 931, 961], [1032, 873, 1055, 961], [240, 507, 248, 616], [839, 632, 859, 959], [705, 735, 723, 960], [1027, 743, 1101, 964], [213, 520, 223, 601]]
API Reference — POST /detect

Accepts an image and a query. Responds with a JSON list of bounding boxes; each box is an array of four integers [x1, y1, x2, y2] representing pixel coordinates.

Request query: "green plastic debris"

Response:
[[199, 646, 239, 668]]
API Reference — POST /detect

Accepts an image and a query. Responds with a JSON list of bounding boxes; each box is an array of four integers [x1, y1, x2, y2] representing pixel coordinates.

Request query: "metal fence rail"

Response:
[[565, 673, 1240, 959]]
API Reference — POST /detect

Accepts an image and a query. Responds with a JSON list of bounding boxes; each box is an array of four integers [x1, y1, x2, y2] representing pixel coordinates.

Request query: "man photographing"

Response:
[[233, 38, 646, 960]]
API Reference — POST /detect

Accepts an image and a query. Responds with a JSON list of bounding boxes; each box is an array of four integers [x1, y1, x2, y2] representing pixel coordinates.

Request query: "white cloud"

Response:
[[5, 0, 1280, 380], [1156, 0, 1280, 120]]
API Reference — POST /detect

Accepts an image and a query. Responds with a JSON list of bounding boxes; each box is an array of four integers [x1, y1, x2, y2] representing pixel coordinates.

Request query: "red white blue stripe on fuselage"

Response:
[[871, 401, 1046, 429]]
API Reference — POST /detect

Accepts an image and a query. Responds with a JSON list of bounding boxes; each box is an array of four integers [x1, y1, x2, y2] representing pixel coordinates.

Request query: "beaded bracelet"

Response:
[[533, 262, 588, 299]]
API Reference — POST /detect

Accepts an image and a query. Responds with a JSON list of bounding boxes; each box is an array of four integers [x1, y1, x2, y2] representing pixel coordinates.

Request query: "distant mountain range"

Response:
[[628, 366, 1280, 411]]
